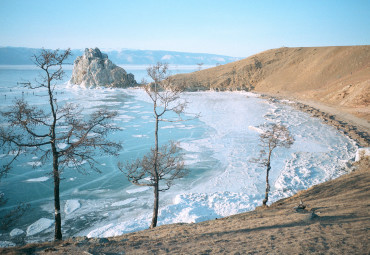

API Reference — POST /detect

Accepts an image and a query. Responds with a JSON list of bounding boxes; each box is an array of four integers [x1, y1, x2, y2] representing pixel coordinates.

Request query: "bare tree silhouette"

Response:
[[252, 124, 294, 206], [118, 62, 193, 228]]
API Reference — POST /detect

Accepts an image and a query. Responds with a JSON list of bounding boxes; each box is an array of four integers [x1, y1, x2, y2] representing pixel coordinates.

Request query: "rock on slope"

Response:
[[171, 46, 370, 120], [70, 48, 137, 88]]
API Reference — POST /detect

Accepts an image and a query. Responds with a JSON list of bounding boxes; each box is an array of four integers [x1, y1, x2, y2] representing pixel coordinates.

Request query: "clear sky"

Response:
[[0, 0, 369, 57]]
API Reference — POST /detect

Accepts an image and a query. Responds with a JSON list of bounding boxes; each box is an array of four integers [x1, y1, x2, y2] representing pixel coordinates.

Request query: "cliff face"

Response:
[[171, 46, 370, 119], [70, 48, 137, 88]]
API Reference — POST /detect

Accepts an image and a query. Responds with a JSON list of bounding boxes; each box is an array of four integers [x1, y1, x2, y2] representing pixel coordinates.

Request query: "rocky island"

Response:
[[70, 48, 137, 88]]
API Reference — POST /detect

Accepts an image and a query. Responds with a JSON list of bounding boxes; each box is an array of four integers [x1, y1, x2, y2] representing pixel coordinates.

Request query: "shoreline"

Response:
[[0, 89, 369, 253], [259, 93, 370, 148]]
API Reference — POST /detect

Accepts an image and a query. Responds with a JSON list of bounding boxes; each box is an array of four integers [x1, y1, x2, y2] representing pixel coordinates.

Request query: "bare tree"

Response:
[[252, 124, 294, 206], [118, 62, 191, 229], [197, 62, 204, 71], [118, 142, 187, 228], [0, 48, 122, 240]]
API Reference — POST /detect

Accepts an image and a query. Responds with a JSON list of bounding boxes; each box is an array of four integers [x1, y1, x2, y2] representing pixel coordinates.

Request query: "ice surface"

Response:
[[126, 187, 150, 194], [10, 228, 24, 237], [161, 125, 176, 129], [0, 241, 16, 248], [64, 199, 81, 214], [83, 91, 357, 238], [183, 154, 200, 165], [248, 125, 264, 133], [129, 105, 143, 109], [25, 176, 49, 182], [116, 115, 135, 121], [87, 223, 114, 238], [160, 192, 258, 224], [26, 218, 54, 236], [179, 142, 202, 153], [111, 198, 137, 207], [84, 191, 260, 238], [132, 134, 148, 138], [57, 143, 68, 150], [68, 160, 86, 167], [27, 161, 42, 167]]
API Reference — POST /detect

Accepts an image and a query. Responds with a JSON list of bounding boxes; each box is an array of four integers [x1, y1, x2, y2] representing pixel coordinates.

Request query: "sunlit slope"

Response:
[[171, 46, 370, 118]]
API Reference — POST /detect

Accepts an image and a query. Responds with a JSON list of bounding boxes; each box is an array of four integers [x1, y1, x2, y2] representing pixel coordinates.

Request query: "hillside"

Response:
[[171, 46, 370, 121], [1, 157, 368, 254], [0, 47, 240, 66]]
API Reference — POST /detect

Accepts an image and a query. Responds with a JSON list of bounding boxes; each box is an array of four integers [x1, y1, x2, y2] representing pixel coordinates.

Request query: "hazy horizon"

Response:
[[1, 0, 369, 58]]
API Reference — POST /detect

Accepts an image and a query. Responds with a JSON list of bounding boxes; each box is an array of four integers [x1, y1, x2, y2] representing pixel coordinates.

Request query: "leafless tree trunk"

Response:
[[263, 151, 272, 206], [0, 48, 122, 240], [119, 62, 193, 228], [197, 63, 204, 71], [252, 124, 294, 206]]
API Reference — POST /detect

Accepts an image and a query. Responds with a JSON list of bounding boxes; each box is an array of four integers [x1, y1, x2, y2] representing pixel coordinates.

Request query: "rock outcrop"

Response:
[[70, 48, 137, 88]]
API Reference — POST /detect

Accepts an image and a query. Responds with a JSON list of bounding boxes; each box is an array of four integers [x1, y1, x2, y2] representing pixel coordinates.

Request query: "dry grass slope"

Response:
[[172, 46, 370, 120]]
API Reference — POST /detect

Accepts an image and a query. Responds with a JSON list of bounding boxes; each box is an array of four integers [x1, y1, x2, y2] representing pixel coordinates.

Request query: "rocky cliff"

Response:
[[70, 48, 137, 88]]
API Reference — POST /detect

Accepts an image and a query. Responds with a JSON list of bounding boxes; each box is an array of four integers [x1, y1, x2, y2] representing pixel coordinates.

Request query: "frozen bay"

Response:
[[0, 66, 357, 244]]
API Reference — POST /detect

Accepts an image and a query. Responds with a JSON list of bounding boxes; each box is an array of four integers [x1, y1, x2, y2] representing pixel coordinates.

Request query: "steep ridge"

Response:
[[171, 46, 370, 120]]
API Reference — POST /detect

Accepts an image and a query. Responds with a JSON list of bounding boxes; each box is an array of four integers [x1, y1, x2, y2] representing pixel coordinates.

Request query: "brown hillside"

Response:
[[172, 46, 370, 120]]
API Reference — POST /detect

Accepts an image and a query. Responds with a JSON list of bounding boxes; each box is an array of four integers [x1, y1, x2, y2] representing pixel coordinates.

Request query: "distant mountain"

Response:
[[0, 47, 240, 65]]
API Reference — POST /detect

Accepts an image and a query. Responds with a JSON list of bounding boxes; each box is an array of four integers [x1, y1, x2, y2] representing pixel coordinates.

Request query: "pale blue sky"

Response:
[[0, 0, 369, 57]]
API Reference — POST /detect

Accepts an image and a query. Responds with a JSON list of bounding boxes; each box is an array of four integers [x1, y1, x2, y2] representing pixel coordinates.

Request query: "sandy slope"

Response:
[[1, 158, 368, 254], [171, 46, 370, 121]]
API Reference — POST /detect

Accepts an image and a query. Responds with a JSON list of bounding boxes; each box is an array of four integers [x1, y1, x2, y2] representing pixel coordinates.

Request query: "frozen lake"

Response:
[[0, 65, 357, 245]]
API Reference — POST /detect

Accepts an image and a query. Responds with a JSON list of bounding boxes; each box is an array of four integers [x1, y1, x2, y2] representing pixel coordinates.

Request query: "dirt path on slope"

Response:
[[294, 99, 369, 131], [260, 93, 370, 147]]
